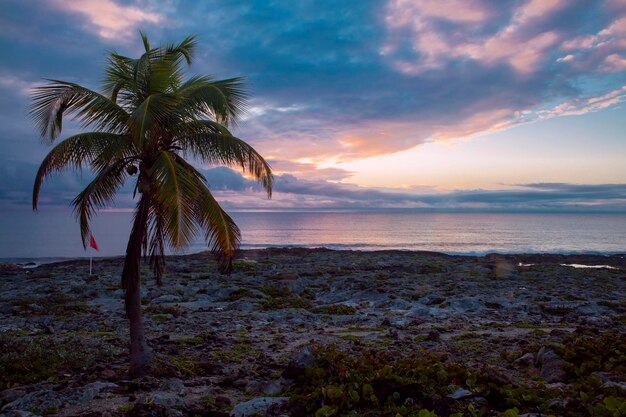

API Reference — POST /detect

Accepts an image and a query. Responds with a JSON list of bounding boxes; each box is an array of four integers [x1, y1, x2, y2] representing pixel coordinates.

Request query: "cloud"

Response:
[[49, 0, 163, 41], [0, 72, 37, 96], [383, 0, 569, 75], [268, 160, 353, 181], [537, 86, 626, 118], [2, 160, 624, 212], [207, 0, 624, 163], [209, 170, 626, 212], [0, 0, 625, 185]]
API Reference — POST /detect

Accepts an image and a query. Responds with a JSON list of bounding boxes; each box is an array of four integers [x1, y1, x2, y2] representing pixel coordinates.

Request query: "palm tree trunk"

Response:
[[122, 195, 153, 378]]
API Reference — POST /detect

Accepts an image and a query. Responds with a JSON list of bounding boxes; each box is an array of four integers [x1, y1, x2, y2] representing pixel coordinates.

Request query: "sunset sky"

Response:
[[1, 0, 625, 211]]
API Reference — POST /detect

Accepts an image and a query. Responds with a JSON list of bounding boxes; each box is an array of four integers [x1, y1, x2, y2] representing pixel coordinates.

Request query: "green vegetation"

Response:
[[224, 288, 254, 301], [285, 329, 626, 417], [0, 334, 119, 388], [257, 285, 313, 310], [259, 285, 291, 298], [261, 296, 312, 310], [13, 293, 89, 317], [171, 336, 204, 345], [315, 304, 358, 315], [145, 304, 181, 316]]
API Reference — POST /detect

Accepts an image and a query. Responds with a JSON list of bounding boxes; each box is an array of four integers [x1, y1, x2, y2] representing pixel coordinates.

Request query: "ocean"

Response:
[[0, 210, 624, 262]]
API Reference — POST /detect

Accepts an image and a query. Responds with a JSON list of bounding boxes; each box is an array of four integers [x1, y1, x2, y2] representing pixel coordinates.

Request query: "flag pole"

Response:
[[89, 251, 93, 275]]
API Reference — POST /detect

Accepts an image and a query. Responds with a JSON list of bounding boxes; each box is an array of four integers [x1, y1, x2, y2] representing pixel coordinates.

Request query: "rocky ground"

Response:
[[0, 249, 625, 417]]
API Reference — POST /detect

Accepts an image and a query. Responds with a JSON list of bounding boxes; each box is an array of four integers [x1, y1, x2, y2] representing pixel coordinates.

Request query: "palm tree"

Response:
[[30, 34, 273, 378]]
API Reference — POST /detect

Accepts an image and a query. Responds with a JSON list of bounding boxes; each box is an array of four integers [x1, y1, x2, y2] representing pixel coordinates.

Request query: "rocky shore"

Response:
[[1, 248, 625, 417]]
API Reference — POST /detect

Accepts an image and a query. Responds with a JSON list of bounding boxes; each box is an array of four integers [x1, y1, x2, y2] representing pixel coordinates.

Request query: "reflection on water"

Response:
[[1, 210, 625, 260]]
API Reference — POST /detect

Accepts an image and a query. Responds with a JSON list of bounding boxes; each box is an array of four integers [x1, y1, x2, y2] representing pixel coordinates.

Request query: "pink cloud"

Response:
[[385, 0, 490, 25], [559, 14, 626, 72], [514, 0, 566, 22], [538, 86, 626, 118], [383, 0, 568, 75], [50, 0, 163, 41], [563, 17, 626, 51], [603, 54, 626, 72]]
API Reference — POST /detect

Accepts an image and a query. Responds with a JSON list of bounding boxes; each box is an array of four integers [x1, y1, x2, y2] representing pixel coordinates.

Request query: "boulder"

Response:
[[0, 388, 27, 407], [229, 397, 289, 417], [536, 347, 568, 383], [447, 387, 473, 399], [1, 388, 62, 413], [283, 345, 315, 378], [513, 352, 535, 367], [73, 381, 118, 404], [152, 294, 183, 304], [138, 391, 188, 409]]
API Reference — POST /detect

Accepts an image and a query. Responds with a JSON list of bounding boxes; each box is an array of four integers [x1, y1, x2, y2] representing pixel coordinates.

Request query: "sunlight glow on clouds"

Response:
[[50, 0, 163, 41]]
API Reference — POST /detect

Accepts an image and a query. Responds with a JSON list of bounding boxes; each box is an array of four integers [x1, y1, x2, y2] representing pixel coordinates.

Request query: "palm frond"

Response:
[[33, 132, 130, 210], [146, 204, 166, 285], [72, 159, 128, 247], [168, 155, 240, 273], [30, 81, 129, 141], [173, 76, 247, 126], [166, 34, 197, 66], [194, 181, 241, 273], [103, 53, 138, 105], [129, 93, 179, 148], [175, 125, 273, 196], [148, 151, 199, 249], [208, 77, 248, 126], [140, 31, 151, 53]]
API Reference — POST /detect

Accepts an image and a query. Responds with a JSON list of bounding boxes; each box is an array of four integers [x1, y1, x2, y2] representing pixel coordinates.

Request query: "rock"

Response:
[[514, 352, 535, 367], [229, 397, 289, 417], [536, 347, 568, 383], [0, 388, 27, 406], [1, 388, 62, 413], [152, 294, 183, 304], [426, 329, 440, 341], [602, 380, 626, 390], [283, 345, 315, 378], [73, 381, 118, 404], [263, 378, 290, 395], [158, 379, 187, 396], [406, 304, 434, 319], [447, 387, 473, 399], [446, 297, 484, 314], [214, 395, 233, 410], [99, 369, 117, 380], [138, 391, 188, 409], [1, 411, 42, 417], [128, 403, 183, 417], [487, 366, 515, 386]]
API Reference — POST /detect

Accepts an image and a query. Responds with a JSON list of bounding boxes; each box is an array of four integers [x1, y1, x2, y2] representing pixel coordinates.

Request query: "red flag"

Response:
[[89, 233, 99, 251]]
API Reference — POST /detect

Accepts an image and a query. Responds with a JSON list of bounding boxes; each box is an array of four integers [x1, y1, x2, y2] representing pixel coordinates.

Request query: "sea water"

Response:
[[0, 209, 624, 261]]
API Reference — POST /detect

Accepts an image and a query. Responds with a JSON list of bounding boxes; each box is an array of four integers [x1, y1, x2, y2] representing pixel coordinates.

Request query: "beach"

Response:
[[0, 248, 624, 416]]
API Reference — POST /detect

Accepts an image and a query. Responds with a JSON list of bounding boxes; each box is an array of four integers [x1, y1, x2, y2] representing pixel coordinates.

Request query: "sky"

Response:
[[0, 0, 625, 212]]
